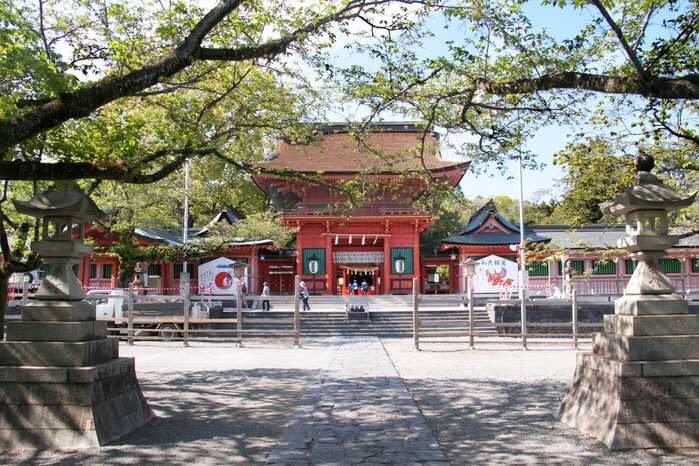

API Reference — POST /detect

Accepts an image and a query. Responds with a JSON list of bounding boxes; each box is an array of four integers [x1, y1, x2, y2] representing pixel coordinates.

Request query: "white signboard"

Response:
[[198, 257, 248, 295], [473, 255, 517, 293]]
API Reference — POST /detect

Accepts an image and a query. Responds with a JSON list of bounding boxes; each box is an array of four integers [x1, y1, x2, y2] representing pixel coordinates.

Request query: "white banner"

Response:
[[473, 255, 518, 293], [198, 257, 248, 295]]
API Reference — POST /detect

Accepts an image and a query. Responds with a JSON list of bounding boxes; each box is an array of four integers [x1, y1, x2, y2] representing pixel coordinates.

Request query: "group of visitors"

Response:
[[349, 279, 369, 296], [258, 280, 311, 312]]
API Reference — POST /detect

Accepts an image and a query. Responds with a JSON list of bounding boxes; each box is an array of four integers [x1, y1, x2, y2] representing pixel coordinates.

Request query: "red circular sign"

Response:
[[214, 271, 233, 289]]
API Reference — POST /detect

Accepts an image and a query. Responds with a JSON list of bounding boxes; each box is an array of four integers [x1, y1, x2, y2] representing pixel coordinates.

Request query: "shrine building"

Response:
[[253, 122, 469, 295]]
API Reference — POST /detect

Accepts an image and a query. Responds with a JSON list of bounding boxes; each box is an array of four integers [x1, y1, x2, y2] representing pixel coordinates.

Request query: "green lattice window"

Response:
[[592, 260, 617, 275], [660, 258, 682, 274], [625, 259, 638, 275], [88, 263, 97, 279], [561, 259, 585, 275], [528, 261, 549, 277], [101, 263, 113, 279], [390, 247, 414, 274], [147, 263, 161, 276], [692, 258, 699, 273], [302, 248, 326, 274]]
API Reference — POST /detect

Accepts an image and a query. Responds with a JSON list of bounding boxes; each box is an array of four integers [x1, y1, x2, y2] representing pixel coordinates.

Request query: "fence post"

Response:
[[293, 275, 300, 347], [571, 288, 578, 350], [236, 282, 243, 346], [182, 272, 190, 347], [127, 284, 134, 345], [468, 277, 474, 349], [21, 281, 28, 305], [412, 277, 419, 350], [521, 288, 528, 350]]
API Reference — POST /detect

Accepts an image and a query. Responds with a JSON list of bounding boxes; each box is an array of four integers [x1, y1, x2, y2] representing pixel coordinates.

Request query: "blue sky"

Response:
[[323, 2, 602, 201]]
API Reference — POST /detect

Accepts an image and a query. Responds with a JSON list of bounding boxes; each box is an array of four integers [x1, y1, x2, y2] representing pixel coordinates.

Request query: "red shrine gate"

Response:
[[283, 213, 432, 295]]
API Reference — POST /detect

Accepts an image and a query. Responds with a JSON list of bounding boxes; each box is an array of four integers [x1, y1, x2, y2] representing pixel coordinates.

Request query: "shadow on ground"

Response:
[[9, 368, 316, 466], [405, 377, 697, 465]]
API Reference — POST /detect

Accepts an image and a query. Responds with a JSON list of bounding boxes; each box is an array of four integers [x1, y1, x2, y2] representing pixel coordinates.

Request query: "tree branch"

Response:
[[474, 72, 699, 100], [589, 0, 650, 81], [0, 0, 383, 152]]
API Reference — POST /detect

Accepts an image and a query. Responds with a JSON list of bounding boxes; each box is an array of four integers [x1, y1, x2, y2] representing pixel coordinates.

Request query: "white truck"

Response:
[[86, 290, 222, 341]]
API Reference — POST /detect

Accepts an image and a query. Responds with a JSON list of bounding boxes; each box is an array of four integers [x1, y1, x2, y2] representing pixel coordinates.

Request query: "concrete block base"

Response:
[[0, 358, 153, 449], [614, 294, 688, 316], [559, 355, 699, 448]]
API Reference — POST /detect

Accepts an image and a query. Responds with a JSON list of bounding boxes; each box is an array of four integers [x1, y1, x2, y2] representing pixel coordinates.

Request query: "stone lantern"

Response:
[[13, 187, 104, 302], [603, 154, 695, 300], [559, 154, 699, 449], [0, 188, 152, 449]]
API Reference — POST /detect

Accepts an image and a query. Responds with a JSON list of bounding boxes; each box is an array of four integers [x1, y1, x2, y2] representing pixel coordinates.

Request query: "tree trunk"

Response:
[[0, 272, 9, 341]]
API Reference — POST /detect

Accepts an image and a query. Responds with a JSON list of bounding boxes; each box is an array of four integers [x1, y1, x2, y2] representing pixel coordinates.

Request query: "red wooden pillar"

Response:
[[80, 256, 90, 287], [383, 237, 392, 295], [413, 233, 421, 294], [250, 247, 259, 294], [110, 258, 119, 289], [325, 236, 333, 294]]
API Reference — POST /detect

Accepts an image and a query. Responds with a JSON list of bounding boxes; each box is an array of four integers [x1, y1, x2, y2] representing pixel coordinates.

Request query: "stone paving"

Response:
[[3, 337, 699, 465], [268, 339, 447, 465]]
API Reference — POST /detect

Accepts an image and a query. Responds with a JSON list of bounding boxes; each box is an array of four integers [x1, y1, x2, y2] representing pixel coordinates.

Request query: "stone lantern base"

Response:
[[0, 300, 153, 449], [558, 294, 699, 449]]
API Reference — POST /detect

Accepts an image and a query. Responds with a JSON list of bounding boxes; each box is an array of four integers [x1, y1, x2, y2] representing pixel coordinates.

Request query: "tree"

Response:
[[0, 0, 416, 330], [338, 0, 699, 172], [552, 137, 699, 226], [421, 191, 474, 254], [206, 211, 297, 249]]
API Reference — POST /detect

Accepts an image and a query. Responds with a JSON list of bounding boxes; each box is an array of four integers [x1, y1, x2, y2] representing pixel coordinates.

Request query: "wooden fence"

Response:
[[108, 279, 301, 346], [413, 284, 602, 350]]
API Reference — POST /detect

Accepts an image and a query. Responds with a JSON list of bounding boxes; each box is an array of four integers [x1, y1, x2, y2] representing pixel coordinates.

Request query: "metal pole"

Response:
[[236, 282, 243, 346], [182, 159, 190, 274], [518, 154, 528, 351], [127, 284, 134, 345], [412, 277, 419, 350], [293, 275, 300, 347], [182, 272, 190, 347], [521, 288, 528, 349], [571, 288, 578, 350], [468, 276, 474, 349]]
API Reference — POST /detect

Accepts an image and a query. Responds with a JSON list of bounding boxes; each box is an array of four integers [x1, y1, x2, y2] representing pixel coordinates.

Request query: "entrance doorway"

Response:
[[338, 265, 380, 295]]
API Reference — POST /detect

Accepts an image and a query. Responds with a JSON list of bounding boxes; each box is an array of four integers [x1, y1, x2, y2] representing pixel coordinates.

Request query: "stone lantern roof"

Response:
[[601, 154, 696, 216], [12, 187, 105, 221]]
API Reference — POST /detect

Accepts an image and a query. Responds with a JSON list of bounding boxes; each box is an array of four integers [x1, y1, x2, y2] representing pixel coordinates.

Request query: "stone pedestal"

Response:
[[558, 295, 699, 449], [0, 300, 153, 449]]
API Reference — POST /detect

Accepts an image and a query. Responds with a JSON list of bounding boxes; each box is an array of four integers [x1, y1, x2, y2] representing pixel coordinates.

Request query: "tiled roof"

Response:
[[135, 208, 272, 247], [457, 200, 520, 235], [441, 231, 549, 246], [259, 128, 467, 174]]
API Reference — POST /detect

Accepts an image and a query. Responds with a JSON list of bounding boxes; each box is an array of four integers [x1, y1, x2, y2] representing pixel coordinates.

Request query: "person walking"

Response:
[[300, 281, 311, 311], [361, 279, 369, 296], [261, 282, 271, 311]]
